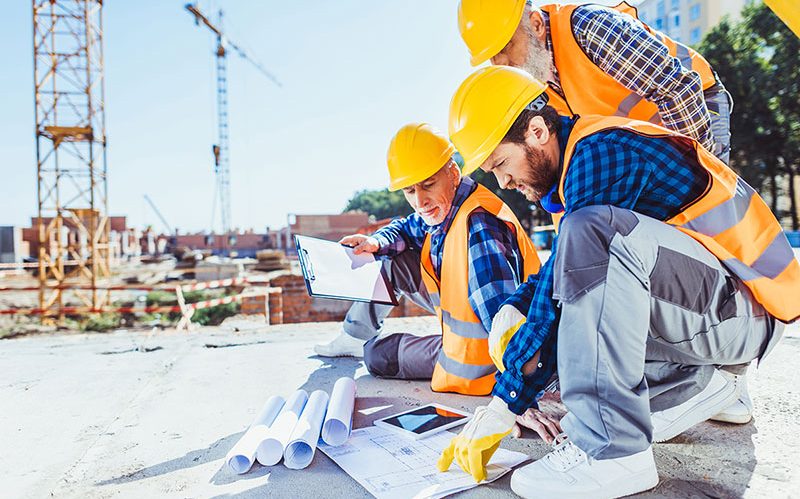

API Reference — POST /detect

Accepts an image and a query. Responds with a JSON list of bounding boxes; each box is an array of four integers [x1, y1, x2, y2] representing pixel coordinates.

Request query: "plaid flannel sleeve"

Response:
[[492, 239, 560, 414], [373, 214, 428, 257], [572, 5, 714, 150], [466, 210, 524, 333]]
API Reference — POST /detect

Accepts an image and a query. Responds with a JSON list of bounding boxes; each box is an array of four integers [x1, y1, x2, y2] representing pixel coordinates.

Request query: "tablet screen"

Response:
[[379, 405, 468, 435]]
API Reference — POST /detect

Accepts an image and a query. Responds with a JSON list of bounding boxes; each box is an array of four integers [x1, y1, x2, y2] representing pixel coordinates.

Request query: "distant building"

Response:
[[0, 226, 28, 264], [172, 229, 275, 258], [280, 212, 372, 254], [636, 0, 755, 45]]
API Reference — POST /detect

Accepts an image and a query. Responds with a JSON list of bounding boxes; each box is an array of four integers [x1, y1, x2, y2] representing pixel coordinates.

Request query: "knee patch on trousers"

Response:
[[363, 336, 400, 378], [554, 206, 639, 303]]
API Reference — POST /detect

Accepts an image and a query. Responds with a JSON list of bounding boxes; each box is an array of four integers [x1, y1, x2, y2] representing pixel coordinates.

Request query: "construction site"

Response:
[[2, 1, 800, 498]]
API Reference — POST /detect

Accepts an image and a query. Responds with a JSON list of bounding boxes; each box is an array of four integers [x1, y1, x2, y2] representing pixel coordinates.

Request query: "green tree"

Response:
[[343, 188, 413, 220], [747, 3, 800, 229], [698, 4, 800, 228]]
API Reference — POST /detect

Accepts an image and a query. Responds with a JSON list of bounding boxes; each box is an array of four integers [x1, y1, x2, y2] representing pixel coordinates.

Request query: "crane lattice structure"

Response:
[[33, 0, 110, 320], [185, 3, 280, 238]]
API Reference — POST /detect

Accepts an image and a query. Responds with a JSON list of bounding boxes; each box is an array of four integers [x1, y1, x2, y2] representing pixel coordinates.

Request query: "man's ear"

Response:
[[528, 10, 546, 42], [525, 116, 550, 146]]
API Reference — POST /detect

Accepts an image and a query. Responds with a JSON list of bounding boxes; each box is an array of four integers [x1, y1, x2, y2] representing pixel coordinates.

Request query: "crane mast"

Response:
[[184, 3, 280, 239]]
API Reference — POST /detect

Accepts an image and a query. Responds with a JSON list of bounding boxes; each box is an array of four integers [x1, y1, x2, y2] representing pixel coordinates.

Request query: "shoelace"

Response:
[[546, 433, 588, 470]]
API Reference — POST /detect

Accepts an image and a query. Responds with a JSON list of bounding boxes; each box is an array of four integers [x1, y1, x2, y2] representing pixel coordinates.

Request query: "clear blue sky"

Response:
[[0, 1, 621, 234]]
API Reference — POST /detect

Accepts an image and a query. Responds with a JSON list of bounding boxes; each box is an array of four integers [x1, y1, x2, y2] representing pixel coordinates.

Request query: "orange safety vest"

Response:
[[420, 184, 542, 395], [541, 2, 718, 123], [557, 115, 800, 323]]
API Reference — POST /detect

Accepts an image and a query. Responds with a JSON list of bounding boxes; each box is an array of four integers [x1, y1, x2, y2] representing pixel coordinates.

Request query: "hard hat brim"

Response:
[[387, 152, 456, 192]]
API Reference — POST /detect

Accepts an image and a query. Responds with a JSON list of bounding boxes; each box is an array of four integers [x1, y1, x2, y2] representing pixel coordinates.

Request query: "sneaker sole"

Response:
[[709, 411, 753, 424], [653, 378, 737, 442], [511, 465, 659, 499], [313, 349, 363, 358]]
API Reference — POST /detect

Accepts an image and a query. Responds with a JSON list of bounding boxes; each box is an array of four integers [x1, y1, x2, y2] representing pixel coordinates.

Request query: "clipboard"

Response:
[[294, 235, 398, 305]]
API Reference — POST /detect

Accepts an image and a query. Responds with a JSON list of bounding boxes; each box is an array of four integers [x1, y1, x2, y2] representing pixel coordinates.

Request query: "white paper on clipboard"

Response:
[[295, 235, 398, 305]]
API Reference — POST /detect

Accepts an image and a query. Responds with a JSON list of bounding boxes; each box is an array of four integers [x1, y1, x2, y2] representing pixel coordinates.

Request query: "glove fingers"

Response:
[[455, 441, 470, 476], [437, 439, 456, 472], [468, 442, 488, 483]]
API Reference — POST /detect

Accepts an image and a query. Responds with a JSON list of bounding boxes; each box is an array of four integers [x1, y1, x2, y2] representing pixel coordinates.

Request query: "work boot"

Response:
[[510, 434, 659, 499], [313, 331, 365, 357], [710, 371, 753, 424], [651, 369, 737, 442]]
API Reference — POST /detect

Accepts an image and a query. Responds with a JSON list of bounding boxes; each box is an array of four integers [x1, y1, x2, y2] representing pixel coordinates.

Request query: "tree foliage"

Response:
[[343, 188, 413, 220], [698, 3, 800, 228]]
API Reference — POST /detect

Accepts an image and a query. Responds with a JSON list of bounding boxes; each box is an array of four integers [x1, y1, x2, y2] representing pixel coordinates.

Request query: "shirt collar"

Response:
[[426, 175, 477, 236], [541, 116, 576, 213]]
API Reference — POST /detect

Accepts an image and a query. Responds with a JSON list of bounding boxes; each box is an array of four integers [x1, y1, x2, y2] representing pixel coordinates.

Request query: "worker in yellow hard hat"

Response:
[[314, 122, 561, 440], [437, 65, 793, 497], [457, 0, 734, 165]]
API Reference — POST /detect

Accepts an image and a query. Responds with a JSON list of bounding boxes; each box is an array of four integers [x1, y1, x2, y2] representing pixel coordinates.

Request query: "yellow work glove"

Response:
[[437, 397, 517, 482], [488, 304, 526, 373]]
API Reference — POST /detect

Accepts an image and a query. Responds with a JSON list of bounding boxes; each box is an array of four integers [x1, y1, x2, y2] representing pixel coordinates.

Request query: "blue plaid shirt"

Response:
[[543, 5, 718, 151], [493, 116, 708, 414], [372, 176, 524, 332]]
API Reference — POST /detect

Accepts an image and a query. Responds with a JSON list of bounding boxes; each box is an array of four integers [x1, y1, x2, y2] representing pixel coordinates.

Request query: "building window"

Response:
[[690, 4, 701, 21], [674, 14, 680, 27], [657, 1, 666, 16], [690, 27, 701, 44], [656, 18, 663, 29], [671, 0, 681, 10]]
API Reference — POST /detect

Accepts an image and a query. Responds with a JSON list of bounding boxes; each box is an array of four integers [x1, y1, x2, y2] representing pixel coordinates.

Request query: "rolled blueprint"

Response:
[[284, 390, 330, 469], [225, 395, 285, 474], [321, 377, 356, 446], [256, 389, 309, 466]]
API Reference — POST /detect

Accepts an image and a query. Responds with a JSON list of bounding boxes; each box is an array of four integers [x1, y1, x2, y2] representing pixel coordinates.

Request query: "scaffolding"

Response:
[[33, 0, 110, 319]]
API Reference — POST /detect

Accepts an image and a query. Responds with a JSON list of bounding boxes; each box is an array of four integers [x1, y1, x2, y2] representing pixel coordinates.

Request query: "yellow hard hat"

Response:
[[387, 123, 456, 191], [449, 66, 549, 175], [458, 0, 527, 66]]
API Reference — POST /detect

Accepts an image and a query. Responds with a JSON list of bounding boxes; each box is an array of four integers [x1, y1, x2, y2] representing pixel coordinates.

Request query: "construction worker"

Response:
[[457, 0, 733, 165], [437, 66, 796, 497], [314, 123, 553, 403], [459, 0, 751, 425]]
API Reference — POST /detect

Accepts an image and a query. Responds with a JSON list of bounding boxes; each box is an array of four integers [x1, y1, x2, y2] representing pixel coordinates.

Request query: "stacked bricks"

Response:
[[265, 272, 433, 324], [240, 287, 283, 324]]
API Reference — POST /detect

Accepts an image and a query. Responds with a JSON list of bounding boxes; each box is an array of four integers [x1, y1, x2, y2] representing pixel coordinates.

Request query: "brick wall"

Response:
[[261, 272, 433, 324]]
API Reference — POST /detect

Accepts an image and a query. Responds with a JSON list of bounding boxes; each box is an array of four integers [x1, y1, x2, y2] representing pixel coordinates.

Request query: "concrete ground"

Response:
[[1, 316, 799, 499]]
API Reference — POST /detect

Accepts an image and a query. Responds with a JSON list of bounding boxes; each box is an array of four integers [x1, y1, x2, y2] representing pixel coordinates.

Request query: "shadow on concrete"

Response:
[[299, 355, 362, 395], [94, 432, 242, 487], [638, 419, 757, 498], [208, 460, 272, 487]]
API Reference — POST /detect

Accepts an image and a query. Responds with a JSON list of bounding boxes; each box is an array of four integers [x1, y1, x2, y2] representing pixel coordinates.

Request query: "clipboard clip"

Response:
[[301, 248, 316, 281]]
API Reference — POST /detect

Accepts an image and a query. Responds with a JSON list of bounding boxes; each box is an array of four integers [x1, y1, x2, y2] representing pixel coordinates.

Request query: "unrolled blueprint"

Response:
[[318, 425, 528, 499]]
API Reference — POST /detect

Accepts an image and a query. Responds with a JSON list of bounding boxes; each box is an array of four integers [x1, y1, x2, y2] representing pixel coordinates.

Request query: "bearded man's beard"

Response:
[[513, 144, 558, 202], [521, 32, 555, 82]]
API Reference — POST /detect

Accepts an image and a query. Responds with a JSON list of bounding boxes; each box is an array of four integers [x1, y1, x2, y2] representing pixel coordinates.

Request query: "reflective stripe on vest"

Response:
[[541, 2, 718, 124], [557, 115, 800, 323], [420, 183, 542, 395]]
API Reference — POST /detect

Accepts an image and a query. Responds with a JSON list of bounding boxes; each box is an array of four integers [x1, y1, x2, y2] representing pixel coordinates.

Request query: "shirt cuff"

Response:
[[371, 232, 393, 256], [492, 369, 541, 415]]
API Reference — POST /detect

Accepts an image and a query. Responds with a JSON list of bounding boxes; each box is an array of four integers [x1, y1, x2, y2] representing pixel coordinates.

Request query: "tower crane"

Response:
[[184, 3, 281, 238]]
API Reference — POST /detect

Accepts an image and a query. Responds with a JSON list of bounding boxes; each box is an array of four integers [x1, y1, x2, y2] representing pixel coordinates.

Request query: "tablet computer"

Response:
[[373, 404, 471, 440]]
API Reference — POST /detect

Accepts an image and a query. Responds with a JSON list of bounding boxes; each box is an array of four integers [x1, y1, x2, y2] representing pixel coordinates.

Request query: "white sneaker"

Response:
[[510, 434, 659, 499], [651, 369, 737, 442], [709, 371, 753, 424], [313, 331, 365, 357]]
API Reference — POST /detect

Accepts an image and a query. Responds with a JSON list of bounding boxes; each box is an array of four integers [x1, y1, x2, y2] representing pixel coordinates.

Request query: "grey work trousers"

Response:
[[706, 86, 733, 165], [342, 250, 442, 380], [554, 206, 784, 459]]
